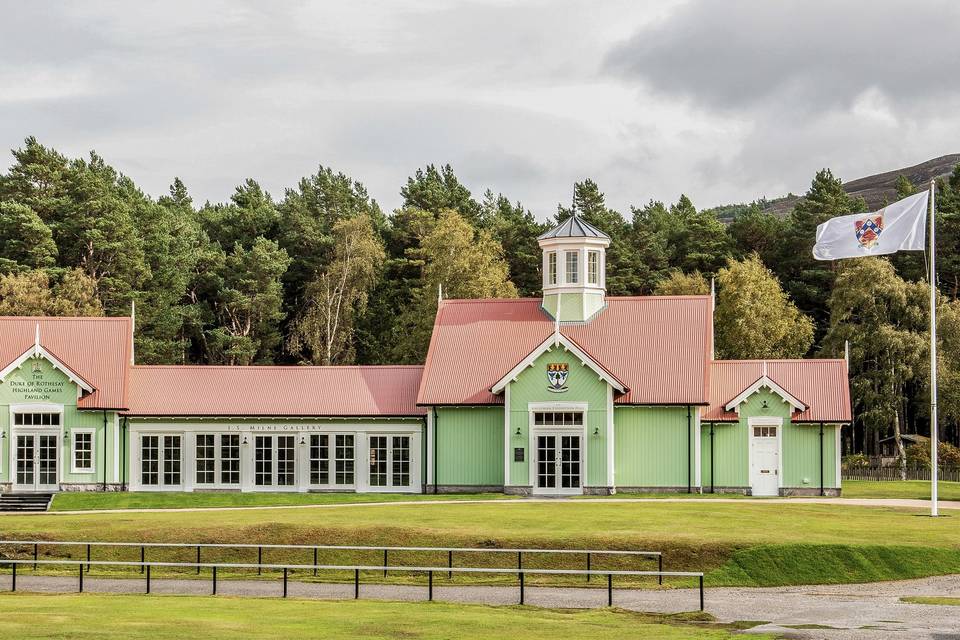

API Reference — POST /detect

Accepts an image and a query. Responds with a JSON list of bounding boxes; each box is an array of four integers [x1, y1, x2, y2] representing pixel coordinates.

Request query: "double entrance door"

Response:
[[14, 432, 59, 492], [534, 433, 582, 494], [367, 435, 411, 490]]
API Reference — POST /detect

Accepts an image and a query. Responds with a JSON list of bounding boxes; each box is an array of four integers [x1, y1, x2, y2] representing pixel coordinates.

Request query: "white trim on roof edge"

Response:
[[490, 333, 627, 395], [0, 341, 94, 394], [724, 375, 805, 413]]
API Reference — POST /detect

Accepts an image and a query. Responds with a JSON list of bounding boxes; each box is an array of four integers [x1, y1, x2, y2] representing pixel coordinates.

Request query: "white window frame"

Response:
[[587, 250, 600, 285], [70, 428, 96, 474], [135, 432, 184, 491], [565, 251, 579, 284], [193, 433, 241, 488], [9, 403, 66, 476], [547, 251, 557, 285]]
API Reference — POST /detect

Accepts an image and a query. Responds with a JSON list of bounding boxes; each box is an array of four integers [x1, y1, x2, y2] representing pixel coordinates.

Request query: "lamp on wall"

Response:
[[63, 430, 70, 443], [299, 436, 306, 446], [242, 436, 249, 446], [761, 400, 770, 410], [515, 426, 522, 437], [592, 426, 600, 436]]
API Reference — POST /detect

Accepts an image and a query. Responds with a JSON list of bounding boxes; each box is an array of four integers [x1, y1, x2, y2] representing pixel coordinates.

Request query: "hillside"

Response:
[[715, 154, 960, 220]]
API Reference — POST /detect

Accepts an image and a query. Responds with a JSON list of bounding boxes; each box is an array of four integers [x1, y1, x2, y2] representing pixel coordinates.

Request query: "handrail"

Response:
[[0, 540, 659, 556]]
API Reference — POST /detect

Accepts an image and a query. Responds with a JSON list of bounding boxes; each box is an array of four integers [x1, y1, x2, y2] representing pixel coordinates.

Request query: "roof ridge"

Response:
[[0, 316, 130, 321], [712, 359, 845, 364], [132, 364, 425, 370]]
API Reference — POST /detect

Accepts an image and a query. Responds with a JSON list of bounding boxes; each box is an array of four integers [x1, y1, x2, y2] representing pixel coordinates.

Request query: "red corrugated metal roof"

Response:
[[702, 360, 851, 422], [0, 316, 131, 410], [124, 365, 427, 417], [417, 296, 713, 405]]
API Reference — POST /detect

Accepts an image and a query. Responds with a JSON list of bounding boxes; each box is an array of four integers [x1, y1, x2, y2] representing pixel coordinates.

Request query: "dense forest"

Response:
[[3, 136, 960, 458]]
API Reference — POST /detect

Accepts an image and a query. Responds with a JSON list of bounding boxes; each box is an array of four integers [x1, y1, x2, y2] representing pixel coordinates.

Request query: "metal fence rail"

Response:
[[0, 558, 705, 611], [0, 540, 664, 585], [842, 466, 960, 482]]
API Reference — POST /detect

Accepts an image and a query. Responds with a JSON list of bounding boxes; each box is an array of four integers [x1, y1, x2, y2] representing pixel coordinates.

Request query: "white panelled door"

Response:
[[749, 424, 780, 496]]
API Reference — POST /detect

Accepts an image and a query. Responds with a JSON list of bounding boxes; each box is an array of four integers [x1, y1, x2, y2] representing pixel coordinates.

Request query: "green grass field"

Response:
[[49, 491, 512, 511], [842, 480, 960, 501], [0, 594, 767, 640], [3, 500, 959, 588], [900, 596, 960, 606], [46, 480, 960, 512]]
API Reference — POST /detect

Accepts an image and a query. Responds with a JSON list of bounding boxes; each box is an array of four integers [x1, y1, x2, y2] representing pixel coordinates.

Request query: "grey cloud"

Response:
[[604, 0, 960, 113]]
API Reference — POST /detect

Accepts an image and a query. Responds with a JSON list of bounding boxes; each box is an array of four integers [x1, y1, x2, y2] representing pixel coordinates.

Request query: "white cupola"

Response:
[[538, 214, 610, 322]]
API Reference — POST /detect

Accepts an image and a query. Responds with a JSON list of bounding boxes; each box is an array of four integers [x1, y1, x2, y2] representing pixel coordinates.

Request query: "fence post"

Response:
[[212, 566, 217, 595], [86, 544, 91, 571], [33, 543, 38, 571], [354, 568, 360, 599], [313, 548, 318, 577], [519, 571, 525, 604], [146, 565, 151, 594], [428, 570, 433, 601], [196, 546, 201, 575], [140, 546, 145, 574], [258, 546, 262, 576], [607, 573, 612, 607], [383, 549, 388, 577], [79, 564, 84, 593], [586, 552, 591, 583], [283, 567, 288, 598], [658, 555, 663, 586], [448, 550, 453, 579], [11, 563, 16, 592], [699, 575, 704, 611], [517, 551, 522, 571]]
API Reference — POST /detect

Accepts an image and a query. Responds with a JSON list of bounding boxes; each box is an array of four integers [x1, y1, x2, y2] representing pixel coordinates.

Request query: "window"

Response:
[[14, 412, 60, 426], [195, 434, 215, 484], [162, 435, 182, 486], [335, 434, 355, 485], [220, 434, 240, 485], [565, 251, 579, 284], [255, 436, 273, 486], [392, 436, 410, 487], [141, 435, 159, 486], [753, 426, 777, 438], [310, 434, 330, 485], [587, 251, 600, 285], [533, 412, 583, 426], [547, 252, 557, 285], [72, 431, 94, 473], [277, 435, 295, 486], [369, 436, 387, 487]]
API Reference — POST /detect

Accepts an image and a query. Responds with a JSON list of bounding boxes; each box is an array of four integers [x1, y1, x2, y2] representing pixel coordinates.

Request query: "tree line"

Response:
[[2, 136, 960, 458]]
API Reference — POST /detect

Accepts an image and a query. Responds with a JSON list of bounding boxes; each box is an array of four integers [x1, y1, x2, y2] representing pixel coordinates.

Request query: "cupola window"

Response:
[[565, 251, 579, 284], [547, 252, 557, 285], [587, 250, 600, 285]]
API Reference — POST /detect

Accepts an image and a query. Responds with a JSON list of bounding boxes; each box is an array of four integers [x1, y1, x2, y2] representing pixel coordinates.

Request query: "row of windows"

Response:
[[14, 412, 60, 426], [533, 411, 584, 426], [546, 250, 601, 286]]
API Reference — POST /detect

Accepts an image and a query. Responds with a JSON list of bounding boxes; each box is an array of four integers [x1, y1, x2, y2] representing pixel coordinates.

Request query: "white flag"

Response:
[[812, 191, 928, 261]]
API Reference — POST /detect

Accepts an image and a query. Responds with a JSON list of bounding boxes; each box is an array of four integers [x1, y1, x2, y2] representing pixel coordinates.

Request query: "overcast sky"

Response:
[[3, 0, 959, 218]]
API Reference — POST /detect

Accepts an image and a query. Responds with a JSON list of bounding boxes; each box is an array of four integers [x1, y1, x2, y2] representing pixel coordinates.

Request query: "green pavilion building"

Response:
[[0, 215, 850, 497]]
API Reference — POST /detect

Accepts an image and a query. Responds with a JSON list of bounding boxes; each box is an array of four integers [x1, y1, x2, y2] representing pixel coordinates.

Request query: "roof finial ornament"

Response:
[[438, 283, 443, 305], [762, 360, 768, 377], [34, 322, 40, 351]]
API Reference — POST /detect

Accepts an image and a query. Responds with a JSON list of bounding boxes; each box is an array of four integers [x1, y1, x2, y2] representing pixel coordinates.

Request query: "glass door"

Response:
[[535, 433, 581, 494], [140, 434, 182, 489], [254, 435, 296, 489], [14, 433, 58, 491], [366, 435, 411, 490]]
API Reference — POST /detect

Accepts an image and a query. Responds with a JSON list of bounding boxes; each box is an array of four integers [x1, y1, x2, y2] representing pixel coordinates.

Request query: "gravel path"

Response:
[[2, 573, 959, 638], [10, 496, 959, 516]]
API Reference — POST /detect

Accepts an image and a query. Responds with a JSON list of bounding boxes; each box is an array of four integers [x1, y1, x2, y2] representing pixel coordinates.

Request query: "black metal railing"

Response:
[[842, 465, 960, 482], [0, 540, 665, 585], [0, 558, 705, 611]]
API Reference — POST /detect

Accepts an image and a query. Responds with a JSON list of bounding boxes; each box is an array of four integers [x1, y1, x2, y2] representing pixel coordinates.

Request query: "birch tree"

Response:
[[288, 214, 385, 365]]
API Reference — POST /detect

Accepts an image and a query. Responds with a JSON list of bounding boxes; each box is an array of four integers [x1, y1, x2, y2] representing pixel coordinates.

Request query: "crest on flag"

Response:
[[546, 363, 569, 393], [855, 213, 884, 248]]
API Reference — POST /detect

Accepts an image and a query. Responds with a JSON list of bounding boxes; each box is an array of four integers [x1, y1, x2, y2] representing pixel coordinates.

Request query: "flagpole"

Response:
[[929, 179, 939, 517]]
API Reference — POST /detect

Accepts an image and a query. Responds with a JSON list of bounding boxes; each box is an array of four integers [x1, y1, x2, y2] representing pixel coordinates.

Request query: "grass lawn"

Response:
[[900, 596, 960, 606], [0, 594, 767, 640], [2, 501, 959, 588], [842, 480, 960, 501], [50, 491, 513, 511]]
